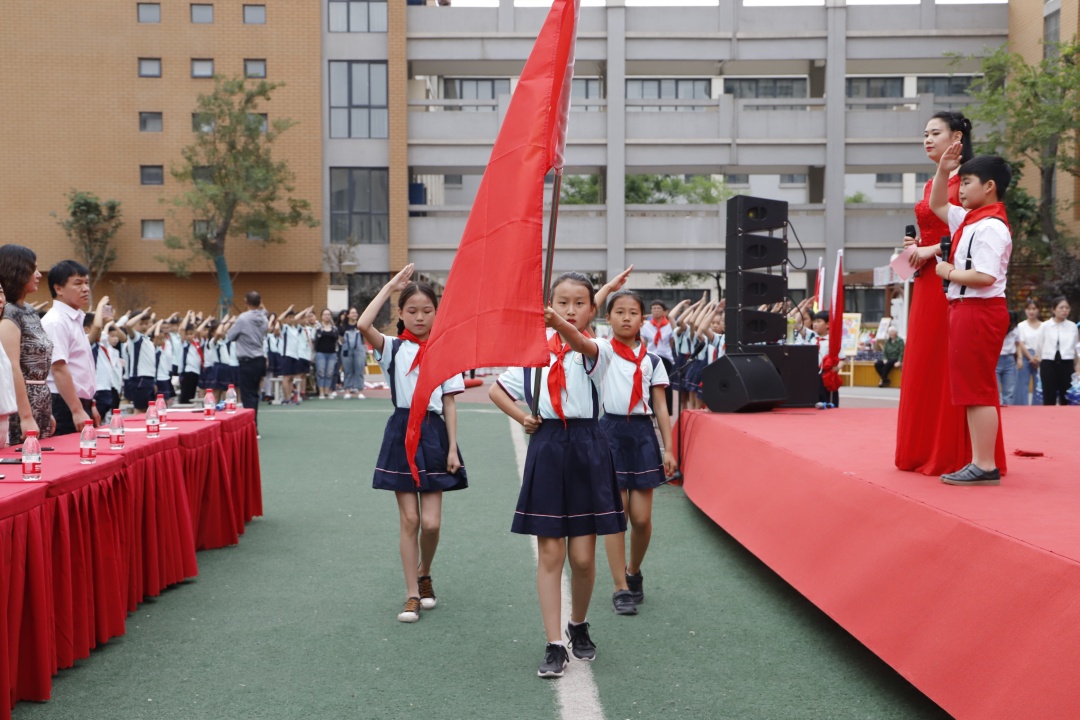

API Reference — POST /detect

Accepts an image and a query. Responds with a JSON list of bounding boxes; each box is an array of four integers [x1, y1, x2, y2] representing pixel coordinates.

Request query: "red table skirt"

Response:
[[222, 418, 263, 528]]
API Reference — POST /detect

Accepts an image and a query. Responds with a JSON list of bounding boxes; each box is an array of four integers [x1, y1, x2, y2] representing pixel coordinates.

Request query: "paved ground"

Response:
[[18, 388, 948, 720]]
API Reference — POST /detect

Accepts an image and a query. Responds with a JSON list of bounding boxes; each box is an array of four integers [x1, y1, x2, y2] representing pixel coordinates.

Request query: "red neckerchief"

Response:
[[193, 339, 204, 365], [647, 317, 669, 348], [399, 330, 427, 374], [100, 342, 110, 361], [611, 338, 648, 415], [545, 329, 593, 422], [950, 202, 1010, 255]]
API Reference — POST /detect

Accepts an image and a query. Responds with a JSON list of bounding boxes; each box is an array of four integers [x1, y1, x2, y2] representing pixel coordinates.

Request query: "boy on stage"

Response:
[[930, 143, 1012, 486]]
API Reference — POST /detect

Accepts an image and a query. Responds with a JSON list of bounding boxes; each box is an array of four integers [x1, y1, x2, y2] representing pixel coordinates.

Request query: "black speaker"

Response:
[[726, 195, 789, 235], [756, 345, 819, 408], [724, 309, 787, 345], [701, 353, 787, 413], [725, 233, 788, 272], [733, 271, 787, 306]]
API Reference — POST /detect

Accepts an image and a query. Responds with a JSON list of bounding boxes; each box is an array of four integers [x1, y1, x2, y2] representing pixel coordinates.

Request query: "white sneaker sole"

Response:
[[420, 598, 436, 610], [537, 663, 568, 678], [397, 611, 420, 623]]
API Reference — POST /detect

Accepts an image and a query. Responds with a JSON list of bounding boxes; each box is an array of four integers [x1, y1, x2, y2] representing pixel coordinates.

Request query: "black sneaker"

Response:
[[566, 622, 596, 661], [941, 464, 1001, 486], [538, 643, 569, 678], [625, 570, 644, 604], [612, 589, 638, 615]]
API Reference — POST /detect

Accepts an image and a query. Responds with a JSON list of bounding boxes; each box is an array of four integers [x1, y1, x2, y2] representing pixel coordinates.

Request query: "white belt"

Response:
[[24, 380, 47, 385]]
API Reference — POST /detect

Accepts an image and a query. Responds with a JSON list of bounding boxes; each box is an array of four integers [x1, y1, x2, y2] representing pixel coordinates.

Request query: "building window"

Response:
[[140, 166, 164, 185], [246, 221, 267, 241], [875, 173, 902, 186], [191, 59, 214, 78], [1044, 10, 1060, 59], [193, 220, 216, 240], [780, 174, 807, 186], [191, 3, 213, 23], [329, 62, 388, 138], [725, 174, 750, 187], [329, 0, 387, 33], [724, 78, 808, 99], [141, 220, 165, 240], [571, 78, 604, 111], [137, 3, 161, 23], [192, 113, 215, 133], [915, 172, 933, 186], [243, 4, 266, 24], [626, 78, 711, 111], [442, 78, 511, 112], [846, 77, 904, 110], [138, 58, 162, 77], [444, 174, 463, 187], [330, 168, 389, 244], [139, 112, 163, 132], [249, 113, 269, 133], [193, 166, 214, 184], [244, 59, 266, 78], [916, 76, 974, 98]]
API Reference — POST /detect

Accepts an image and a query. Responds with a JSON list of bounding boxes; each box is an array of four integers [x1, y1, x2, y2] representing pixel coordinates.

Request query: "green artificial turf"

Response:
[[17, 401, 950, 720]]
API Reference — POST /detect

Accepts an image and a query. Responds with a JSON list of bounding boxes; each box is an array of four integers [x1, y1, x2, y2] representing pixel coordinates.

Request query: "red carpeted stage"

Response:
[[677, 407, 1080, 720]]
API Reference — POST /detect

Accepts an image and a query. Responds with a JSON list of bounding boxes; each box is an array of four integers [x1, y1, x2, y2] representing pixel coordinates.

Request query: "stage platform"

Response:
[[677, 407, 1080, 720]]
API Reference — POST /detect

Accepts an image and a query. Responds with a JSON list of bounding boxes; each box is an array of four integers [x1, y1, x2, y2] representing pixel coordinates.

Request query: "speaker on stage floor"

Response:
[[701, 353, 787, 413], [756, 345, 819, 409]]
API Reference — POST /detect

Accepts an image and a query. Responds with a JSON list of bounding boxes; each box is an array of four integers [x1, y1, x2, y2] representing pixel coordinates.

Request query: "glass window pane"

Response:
[[643, 81, 659, 99], [191, 4, 213, 23], [192, 59, 214, 77], [369, 1, 387, 32], [244, 5, 266, 24], [370, 109, 388, 139], [330, 108, 349, 138], [353, 170, 371, 213], [245, 60, 266, 78], [462, 80, 477, 100], [352, 63, 370, 106], [139, 112, 163, 132], [661, 79, 675, 99], [138, 4, 161, 22], [495, 79, 511, 97], [139, 58, 161, 77], [353, 214, 371, 243], [330, 214, 350, 243], [350, 109, 369, 138], [329, 2, 348, 32], [372, 215, 389, 244], [141, 166, 164, 185], [349, 2, 368, 32], [329, 62, 348, 106], [371, 171, 389, 212], [370, 64, 387, 106], [330, 169, 350, 211], [142, 220, 165, 239]]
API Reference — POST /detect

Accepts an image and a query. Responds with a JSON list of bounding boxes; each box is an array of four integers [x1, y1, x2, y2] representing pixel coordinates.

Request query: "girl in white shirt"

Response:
[[1035, 296, 1078, 406], [1013, 300, 1042, 405]]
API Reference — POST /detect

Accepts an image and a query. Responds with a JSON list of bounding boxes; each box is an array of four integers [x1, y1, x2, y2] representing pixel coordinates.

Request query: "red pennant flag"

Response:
[[822, 250, 845, 392], [403, 0, 581, 484]]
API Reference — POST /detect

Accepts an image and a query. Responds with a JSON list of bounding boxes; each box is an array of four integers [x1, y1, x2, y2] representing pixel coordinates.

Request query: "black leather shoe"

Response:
[[941, 464, 1001, 486]]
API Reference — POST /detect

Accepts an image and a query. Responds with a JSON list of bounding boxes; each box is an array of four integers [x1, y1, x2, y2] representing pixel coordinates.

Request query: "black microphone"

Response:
[[939, 234, 952, 293], [905, 225, 918, 277]]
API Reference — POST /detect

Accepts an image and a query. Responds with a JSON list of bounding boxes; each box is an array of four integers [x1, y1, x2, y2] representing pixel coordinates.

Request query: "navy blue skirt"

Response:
[[373, 408, 468, 493], [281, 356, 300, 376], [512, 418, 626, 538], [599, 414, 667, 490], [156, 379, 175, 400], [267, 351, 282, 376], [672, 353, 690, 393], [199, 364, 218, 389], [214, 363, 238, 390], [685, 359, 706, 397]]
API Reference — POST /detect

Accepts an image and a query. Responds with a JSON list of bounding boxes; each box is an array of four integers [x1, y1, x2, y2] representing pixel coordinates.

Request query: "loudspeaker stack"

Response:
[[724, 194, 790, 349]]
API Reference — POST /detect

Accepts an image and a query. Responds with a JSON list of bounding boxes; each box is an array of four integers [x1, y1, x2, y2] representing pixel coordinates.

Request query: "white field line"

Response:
[[508, 417, 605, 720]]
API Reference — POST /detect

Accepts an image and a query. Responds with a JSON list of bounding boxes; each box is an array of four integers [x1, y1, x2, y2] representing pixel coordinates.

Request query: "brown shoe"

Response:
[[418, 576, 437, 610], [397, 597, 422, 623]]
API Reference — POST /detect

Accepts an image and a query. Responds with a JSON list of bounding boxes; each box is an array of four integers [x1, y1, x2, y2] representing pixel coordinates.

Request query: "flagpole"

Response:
[[530, 171, 564, 418]]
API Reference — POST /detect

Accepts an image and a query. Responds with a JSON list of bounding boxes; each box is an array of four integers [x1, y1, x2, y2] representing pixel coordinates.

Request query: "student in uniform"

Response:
[[151, 320, 175, 402], [489, 271, 625, 679], [598, 290, 676, 617], [357, 265, 466, 625], [640, 300, 674, 413], [89, 319, 122, 418], [178, 318, 206, 404], [264, 313, 282, 401], [198, 320, 220, 398], [683, 300, 718, 410], [929, 147, 1014, 485], [212, 316, 238, 400], [122, 308, 157, 411], [812, 311, 841, 408]]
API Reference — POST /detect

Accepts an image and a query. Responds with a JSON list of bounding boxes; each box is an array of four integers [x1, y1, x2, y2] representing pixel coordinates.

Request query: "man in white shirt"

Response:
[[41, 261, 107, 435]]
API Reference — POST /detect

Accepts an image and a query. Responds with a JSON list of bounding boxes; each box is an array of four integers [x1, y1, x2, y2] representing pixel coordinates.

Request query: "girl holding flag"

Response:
[[357, 264, 467, 623], [599, 289, 676, 617], [489, 272, 625, 678]]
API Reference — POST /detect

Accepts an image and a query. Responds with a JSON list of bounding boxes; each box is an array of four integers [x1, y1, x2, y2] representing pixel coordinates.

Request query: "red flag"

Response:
[[403, 0, 581, 484], [822, 250, 845, 392]]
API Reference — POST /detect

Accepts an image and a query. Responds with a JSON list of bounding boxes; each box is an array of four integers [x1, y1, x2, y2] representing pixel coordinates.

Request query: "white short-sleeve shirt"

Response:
[[41, 301, 97, 400], [640, 320, 673, 363], [123, 332, 158, 379], [497, 330, 613, 421], [946, 206, 1012, 300], [601, 344, 670, 416], [374, 334, 464, 414], [0, 349, 19, 415]]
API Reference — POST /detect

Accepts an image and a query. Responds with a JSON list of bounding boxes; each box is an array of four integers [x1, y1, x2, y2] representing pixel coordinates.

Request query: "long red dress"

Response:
[[895, 176, 1007, 475]]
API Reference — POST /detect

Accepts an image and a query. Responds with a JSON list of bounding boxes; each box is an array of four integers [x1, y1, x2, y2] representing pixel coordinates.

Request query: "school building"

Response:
[[5, 0, 1053, 323]]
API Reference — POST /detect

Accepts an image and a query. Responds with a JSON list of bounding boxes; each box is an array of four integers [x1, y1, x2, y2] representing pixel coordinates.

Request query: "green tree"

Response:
[[560, 174, 601, 204], [561, 174, 732, 205], [163, 76, 319, 312], [52, 190, 122, 293]]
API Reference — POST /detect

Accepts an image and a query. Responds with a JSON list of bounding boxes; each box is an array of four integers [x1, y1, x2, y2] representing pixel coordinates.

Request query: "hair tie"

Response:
[[962, 119, 972, 133]]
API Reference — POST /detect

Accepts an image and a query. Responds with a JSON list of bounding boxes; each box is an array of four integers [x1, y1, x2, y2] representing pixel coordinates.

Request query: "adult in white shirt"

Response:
[[41, 261, 105, 434], [1013, 300, 1042, 405], [0, 286, 18, 448], [1035, 296, 1078, 406]]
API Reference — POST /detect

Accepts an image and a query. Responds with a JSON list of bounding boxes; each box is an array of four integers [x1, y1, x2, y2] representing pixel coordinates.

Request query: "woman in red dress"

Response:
[[895, 111, 1007, 475]]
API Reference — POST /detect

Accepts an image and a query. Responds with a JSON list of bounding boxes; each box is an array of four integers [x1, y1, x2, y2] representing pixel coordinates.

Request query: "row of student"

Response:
[[261, 306, 368, 403], [357, 264, 677, 679]]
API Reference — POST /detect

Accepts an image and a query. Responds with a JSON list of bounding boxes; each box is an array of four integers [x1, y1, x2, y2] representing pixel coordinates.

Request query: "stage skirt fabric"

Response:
[[512, 418, 626, 538], [372, 408, 467, 493], [948, 298, 1010, 407], [599, 414, 667, 490]]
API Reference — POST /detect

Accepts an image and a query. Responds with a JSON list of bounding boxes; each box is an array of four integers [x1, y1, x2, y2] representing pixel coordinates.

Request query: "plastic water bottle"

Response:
[[109, 409, 125, 450], [21, 430, 41, 481], [79, 419, 97, 464], [204, 389, 216, 420], [146, 403, 161, 438], [155, 393, 168, 424], [225, 384, 237, 414]]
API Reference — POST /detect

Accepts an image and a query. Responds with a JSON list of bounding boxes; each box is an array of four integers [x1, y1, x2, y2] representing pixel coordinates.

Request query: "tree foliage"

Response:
[[560, 174, 732, 205], [163, 76, 319, 311], [52, 190, 122, 291]]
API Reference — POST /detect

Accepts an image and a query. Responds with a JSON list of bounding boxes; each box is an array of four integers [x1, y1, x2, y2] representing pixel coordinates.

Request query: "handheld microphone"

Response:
[[905, 225, 918, 277], [939, 234, 952, 293]]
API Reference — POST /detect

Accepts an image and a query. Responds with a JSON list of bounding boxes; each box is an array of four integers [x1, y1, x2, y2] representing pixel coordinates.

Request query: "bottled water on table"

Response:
[[80, 419, 97, 464], [22, 430, 41, 481], [225, 384, 237, 414], [155, 393, 168, 424], [146, 403, 161, 438], [204, 389, 216, 420], [109, 409, 125, 450]]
